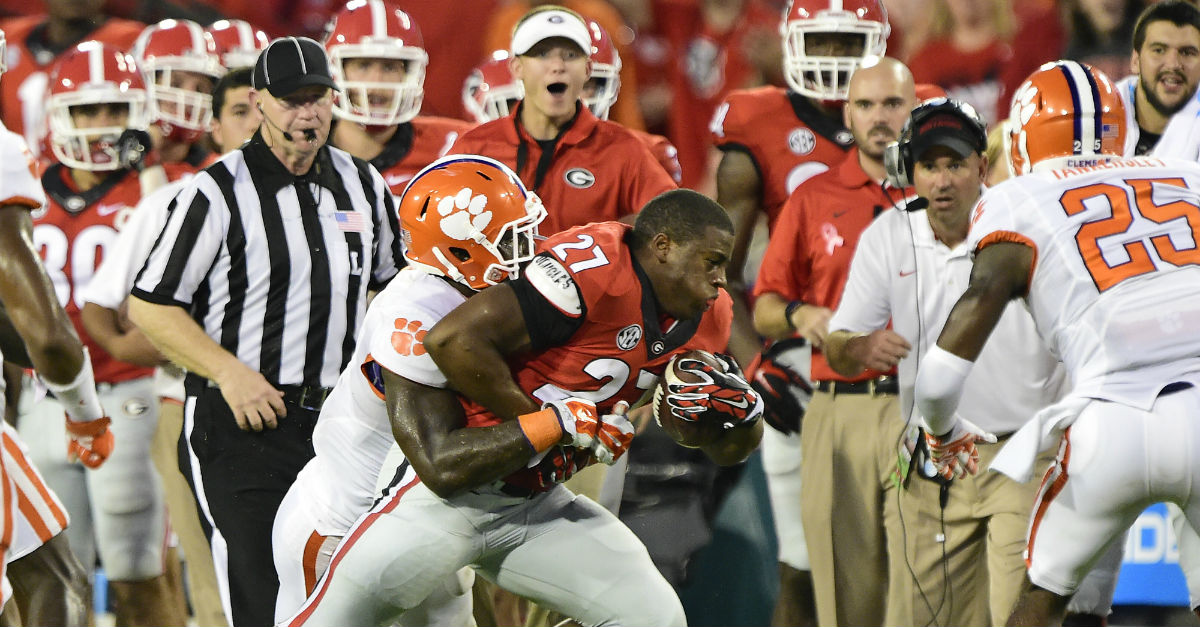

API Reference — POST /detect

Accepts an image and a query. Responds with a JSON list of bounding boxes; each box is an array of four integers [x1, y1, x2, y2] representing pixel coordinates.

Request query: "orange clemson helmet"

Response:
[[781, 0, 889, 101], [205, 19, 269, 70], [398, 155, 546, 290], [462, 50, 524, 123], [324, 0, 428, 126], [1008, 60, 1126, 175], [584, 19, 621, 120]]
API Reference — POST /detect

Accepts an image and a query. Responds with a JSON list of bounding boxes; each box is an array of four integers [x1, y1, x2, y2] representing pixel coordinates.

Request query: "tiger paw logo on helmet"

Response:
[[437, 187, 492, 240]]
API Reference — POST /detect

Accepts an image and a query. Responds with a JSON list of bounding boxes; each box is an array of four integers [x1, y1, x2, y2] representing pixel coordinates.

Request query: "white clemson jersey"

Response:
[[303, 267, 466, 533], [968, 156, 1200, 409], [0, 124, 45, 210]]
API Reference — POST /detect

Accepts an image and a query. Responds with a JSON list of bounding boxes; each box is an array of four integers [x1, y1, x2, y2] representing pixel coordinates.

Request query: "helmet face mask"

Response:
[[48, 43, 149, 171], [325, 1, 428, 127], [399, 155, 547, 290], [133, 20, 225, 141], [781, 0, 889, 101], [1007, 60, 1126, 175]]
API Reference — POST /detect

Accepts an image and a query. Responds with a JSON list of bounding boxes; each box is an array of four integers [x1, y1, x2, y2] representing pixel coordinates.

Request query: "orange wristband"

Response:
[[518, 408, 564, 453]]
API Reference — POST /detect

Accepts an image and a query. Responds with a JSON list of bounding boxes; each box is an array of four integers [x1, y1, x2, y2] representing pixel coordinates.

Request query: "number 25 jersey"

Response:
[[967, 156, 1200, 409]]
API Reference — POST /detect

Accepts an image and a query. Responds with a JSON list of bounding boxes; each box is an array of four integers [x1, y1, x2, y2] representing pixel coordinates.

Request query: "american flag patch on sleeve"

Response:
[[335, 211, 368, 232]]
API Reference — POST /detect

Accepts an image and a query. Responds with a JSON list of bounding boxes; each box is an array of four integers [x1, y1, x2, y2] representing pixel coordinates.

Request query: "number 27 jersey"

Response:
[[967, 157, 1200, 409]]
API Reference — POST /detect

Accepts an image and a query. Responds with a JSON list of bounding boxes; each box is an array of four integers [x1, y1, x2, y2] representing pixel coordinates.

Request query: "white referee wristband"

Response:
[[914, 345, 974, 436], [42, 347, 105, 422]]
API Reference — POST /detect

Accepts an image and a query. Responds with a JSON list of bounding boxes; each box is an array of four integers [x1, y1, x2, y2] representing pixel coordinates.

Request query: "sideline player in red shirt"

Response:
[[451, 6, 675, 236], [0, 1, 142, 153], [21, 41, 191, 627], [323, 1, 473, 197], [753, 57, 914, 627], [282, 188, 761, 627]]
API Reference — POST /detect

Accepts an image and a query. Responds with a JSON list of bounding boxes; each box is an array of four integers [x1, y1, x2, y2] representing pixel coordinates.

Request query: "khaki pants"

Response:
[[884, 435, 1055, 626], [152, 400, 227, 627], [800, 389, 902, 627]]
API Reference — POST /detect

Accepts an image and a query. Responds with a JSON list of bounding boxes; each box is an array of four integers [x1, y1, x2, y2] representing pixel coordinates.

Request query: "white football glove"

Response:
[[542, 397, 602, 450]]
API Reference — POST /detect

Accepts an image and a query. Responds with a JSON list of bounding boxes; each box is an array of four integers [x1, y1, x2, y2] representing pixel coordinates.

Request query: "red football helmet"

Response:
[[781, 0, 889, 101], [132, 19, 225, 142], [1008, 60, 1126, 175], [462, 50, 524, 123], [47, 41, 149, 171], [324, 0, 428, 126], [398, 155, 546, 290], [205, 19, 269, 70], [0, 29, 8, 76], [584, 19, 621, 120]]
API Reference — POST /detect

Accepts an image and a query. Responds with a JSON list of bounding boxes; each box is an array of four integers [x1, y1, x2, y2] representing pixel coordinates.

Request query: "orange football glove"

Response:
[[65, 415, 115, 469]]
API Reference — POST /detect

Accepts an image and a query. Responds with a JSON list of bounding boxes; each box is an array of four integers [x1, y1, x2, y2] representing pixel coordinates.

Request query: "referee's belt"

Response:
[[814, 375, 898, 396], [279, 384, 333, 411]]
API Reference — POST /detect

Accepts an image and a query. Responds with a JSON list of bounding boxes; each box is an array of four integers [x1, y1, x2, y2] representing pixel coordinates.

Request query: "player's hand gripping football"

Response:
[[923, 417, 997, 481], [665, 354, 764, 429], [65, 414, 115, 469]]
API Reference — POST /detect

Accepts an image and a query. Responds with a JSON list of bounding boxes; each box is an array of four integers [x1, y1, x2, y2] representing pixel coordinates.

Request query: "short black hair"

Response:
[[1133, 0, 1200, 52], [629, 189, 733, 250], [212, 67, 254, 119]]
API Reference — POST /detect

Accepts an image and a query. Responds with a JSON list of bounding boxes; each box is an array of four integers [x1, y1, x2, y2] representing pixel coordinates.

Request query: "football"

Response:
[[652, 350, 728, 448]]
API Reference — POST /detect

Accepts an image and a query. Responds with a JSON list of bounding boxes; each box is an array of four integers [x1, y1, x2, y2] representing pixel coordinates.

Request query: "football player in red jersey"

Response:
[[19, 41, 192, 627], [282, 188, 761, 627], [131, 19, 226, 170], [0, 0, 143, 153], [323, 0, 473, 196], [708, 1, 888, 623]]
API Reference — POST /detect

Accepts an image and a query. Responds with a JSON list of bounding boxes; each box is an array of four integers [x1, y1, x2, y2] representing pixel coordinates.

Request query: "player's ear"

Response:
[[651, 232, 672, 262]]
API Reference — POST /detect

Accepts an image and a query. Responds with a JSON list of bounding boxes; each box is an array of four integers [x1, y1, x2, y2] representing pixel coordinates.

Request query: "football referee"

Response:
[[128, 36, 402, 627]]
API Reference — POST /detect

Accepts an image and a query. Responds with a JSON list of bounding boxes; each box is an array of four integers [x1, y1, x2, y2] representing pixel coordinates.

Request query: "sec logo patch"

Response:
[[564, 168, 595, 189], [616, 324, 642, 350], [787, 128, 816, 155]]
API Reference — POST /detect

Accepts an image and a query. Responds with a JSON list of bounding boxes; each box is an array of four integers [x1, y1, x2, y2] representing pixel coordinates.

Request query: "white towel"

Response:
[[989, 395, 1093, 483]]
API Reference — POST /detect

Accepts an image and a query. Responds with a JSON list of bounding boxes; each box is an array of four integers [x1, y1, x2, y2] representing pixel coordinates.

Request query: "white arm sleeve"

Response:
[[914, 344, 974, 436]]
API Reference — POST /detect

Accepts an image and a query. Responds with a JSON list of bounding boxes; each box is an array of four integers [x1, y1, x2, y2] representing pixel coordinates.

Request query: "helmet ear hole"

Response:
[[448, 247, 472, 262]]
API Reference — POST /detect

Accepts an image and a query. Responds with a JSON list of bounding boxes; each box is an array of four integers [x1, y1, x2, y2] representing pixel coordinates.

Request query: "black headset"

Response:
[[884, 97, 988, 190]]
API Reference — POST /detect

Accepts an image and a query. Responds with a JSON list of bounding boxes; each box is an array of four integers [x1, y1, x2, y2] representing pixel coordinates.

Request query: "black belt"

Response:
[[814, 376, 898, 396], [279, 384, 333, 411]]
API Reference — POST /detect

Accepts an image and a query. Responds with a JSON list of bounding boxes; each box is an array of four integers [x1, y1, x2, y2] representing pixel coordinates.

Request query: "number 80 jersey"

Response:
[[967, 156, 1200, 410]]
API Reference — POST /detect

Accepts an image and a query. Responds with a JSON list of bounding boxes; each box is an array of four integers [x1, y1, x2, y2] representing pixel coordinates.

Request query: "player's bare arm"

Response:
[[384, 368, 541, 498], [0, 204, 85, 383], [128, 298, 286, 431], [80, 301, 166, 368], [753, 291, 832, 347], [0, 302, 31, 368], [716, 149, 765, 366], [825, 328, 911, 376], [425, 283, 540, 421], [934, 242, 1033, 362]]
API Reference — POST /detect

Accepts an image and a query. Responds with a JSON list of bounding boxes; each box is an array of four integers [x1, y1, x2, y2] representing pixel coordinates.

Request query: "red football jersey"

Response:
[[450, 105, 676, 237], [364, 116, 475, 196], [0, 15, 144, 153], [32, 162, 192, 384], [461, 222, 733, 490], [710, 86, 852, 231]]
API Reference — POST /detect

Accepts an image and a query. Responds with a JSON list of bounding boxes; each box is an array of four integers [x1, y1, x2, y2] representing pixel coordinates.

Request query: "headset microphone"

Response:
[[260, 104, 318, 144]]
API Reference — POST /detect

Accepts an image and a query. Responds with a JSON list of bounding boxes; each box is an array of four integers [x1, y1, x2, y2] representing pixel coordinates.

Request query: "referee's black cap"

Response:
[[252, 36, 339, 98]]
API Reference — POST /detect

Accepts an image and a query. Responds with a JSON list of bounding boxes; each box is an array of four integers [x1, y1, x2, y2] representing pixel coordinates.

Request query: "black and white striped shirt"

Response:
[[132, 131, 402, 389]]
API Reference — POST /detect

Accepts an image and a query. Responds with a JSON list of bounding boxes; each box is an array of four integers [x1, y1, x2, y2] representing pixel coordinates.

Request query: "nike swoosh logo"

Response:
[[97, 204, 124, 217], [833, 210, 849, 218], [722, 397, 749, 409], [899, 269, 915, 277]]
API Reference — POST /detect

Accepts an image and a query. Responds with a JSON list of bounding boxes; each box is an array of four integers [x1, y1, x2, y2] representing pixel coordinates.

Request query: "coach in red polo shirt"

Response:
[[450, 5, 674, 236]]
